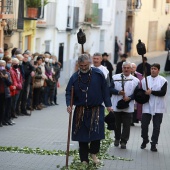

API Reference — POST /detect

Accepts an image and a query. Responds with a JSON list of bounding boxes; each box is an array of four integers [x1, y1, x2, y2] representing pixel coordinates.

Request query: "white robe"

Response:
[[142, 75, 168, 115], [91, 64, 109, 79], [111, 74, 139, 113]]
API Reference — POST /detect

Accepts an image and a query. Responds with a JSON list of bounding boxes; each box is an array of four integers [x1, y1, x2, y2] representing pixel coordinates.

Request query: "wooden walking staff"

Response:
[[66, 86, 74, 168]]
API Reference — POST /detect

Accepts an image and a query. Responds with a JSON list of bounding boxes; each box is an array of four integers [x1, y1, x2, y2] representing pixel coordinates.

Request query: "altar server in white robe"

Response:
[[91, 52, 110, 86], [110, 61, 139, 149], [140, 63, 168, 152]]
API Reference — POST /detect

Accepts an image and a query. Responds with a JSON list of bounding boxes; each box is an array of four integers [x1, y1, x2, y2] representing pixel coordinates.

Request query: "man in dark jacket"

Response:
[[20, 51, 35, 115], [66, 54, 113, 164], [101, 52, 114, 82], [136, 57, 151, 76], [115, 54, 127, 74]]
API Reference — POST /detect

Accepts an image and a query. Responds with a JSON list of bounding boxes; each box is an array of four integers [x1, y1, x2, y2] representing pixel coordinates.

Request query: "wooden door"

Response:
[[148, 21, 158, 52]]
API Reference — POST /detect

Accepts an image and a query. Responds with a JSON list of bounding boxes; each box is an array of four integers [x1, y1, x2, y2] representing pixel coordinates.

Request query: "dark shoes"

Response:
[[50, 102, 55, 106], [2, 121, 8, 126], [120, 142, 126, 149], [141, 140, 149, 149], [114, 140, 120, 147], [22, 111, 31, 116], [11, 114, 18, 119], [150, 145, 158, 152], [27, 107, 34, 111], [34, 105, 42, 110], [0, 122, 3, 127], [114, 140, 126, 149]]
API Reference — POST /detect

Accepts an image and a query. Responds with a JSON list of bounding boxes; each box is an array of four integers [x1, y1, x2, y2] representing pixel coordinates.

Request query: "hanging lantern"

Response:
[[77, 29, 86, 45]]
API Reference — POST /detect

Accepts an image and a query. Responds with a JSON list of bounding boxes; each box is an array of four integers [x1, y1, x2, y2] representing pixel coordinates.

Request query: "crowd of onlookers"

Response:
[[0, 47, 61, 127]]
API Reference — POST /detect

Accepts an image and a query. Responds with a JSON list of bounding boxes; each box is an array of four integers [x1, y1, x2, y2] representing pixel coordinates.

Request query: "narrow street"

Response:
[[0, 51, 170, 170]]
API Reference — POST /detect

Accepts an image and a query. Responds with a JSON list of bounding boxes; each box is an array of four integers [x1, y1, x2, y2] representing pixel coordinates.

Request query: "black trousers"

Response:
[[141, 113, 163, 145], [0, 93, 5, 123], [4, 97, 11, 122], [114, 112, 132, 144], [33, 87, 41, 107], [79, 140, 100, 162]]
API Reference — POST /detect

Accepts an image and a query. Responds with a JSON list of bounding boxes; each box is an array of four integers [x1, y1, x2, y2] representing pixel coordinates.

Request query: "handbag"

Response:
[[104, 111, 115, 130], [116, 99, 130, 109]]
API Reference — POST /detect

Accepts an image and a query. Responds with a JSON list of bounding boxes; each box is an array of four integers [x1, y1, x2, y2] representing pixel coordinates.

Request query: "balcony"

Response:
[[0, 0, 14, 19], [127, 0, 142, 13]]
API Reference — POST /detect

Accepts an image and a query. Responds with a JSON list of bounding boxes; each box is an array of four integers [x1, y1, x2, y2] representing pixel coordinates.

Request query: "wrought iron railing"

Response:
[[127, 0, 142, 12], [0, 0, 13, 14]]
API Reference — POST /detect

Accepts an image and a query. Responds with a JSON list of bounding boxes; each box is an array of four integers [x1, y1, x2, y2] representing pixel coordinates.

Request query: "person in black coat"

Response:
[[115, 54, 127, 74], [101, 52, 114, 82], [136, 57, 151, 76], [20, 51, 35, 115]]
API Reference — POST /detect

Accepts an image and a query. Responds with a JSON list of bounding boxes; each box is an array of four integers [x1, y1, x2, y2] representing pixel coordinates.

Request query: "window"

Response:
[[58, 43, 64, 69], [24, 35, 31, 51], [67, 5, 72, 27], [153, 0, 157, 9], [99, 30, 105, 53], [45, 40, 51, 52]]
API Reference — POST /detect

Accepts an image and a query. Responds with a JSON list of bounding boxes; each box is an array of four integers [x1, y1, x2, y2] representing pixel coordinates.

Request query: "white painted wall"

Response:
[[114, 0, 127, 54], [34, 0, 117, 85]]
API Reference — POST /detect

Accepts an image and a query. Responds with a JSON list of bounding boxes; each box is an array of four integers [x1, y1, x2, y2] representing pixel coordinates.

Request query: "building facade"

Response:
[[126, 0, 170, 56]]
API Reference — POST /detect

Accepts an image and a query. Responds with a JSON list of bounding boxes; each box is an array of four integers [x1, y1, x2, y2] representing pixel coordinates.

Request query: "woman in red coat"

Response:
[[10, 58, 23, 118]]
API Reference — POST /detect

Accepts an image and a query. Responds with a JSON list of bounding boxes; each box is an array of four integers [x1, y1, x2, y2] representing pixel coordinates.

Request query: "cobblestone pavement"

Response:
[[0, 51, 169, 170]]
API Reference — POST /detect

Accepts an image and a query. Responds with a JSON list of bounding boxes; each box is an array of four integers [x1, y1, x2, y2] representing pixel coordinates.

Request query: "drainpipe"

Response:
[[18, 30, 22, 49], [39, 0, 44, 19]]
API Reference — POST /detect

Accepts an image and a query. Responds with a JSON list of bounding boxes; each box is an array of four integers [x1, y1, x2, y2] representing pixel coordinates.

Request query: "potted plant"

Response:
[[26, 0, 49, 18]]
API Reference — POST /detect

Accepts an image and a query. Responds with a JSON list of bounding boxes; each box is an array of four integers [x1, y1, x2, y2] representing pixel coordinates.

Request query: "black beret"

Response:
[[134, 88, 150, 104], [116, 99, 130, 109], [102, 52, 109, 56]]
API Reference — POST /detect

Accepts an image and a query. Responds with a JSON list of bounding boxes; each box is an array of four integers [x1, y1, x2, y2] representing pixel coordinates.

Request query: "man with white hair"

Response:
[[110, 61, 139, 149], [91, 52, 110, 86], [0, 60, 12, 127]]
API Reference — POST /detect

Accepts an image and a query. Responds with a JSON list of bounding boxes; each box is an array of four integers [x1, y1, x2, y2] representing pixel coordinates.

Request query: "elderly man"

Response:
[[66, 54, 112, 164], [0, 60, 11, 127], [91, 52, 110, 86], [110, 61, 139, 149]]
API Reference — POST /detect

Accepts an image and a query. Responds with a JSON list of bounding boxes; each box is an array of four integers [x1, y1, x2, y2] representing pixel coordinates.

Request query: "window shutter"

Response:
[[98, 8, 103, 25], [17, 0, 24, 29], [92, 3, 98, 24], [73, 7, 79, 29]]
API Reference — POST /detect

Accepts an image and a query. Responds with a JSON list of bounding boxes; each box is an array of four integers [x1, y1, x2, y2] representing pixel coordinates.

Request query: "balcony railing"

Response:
[[127, 0, 142, 12], [0, 0, 14, 19]]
